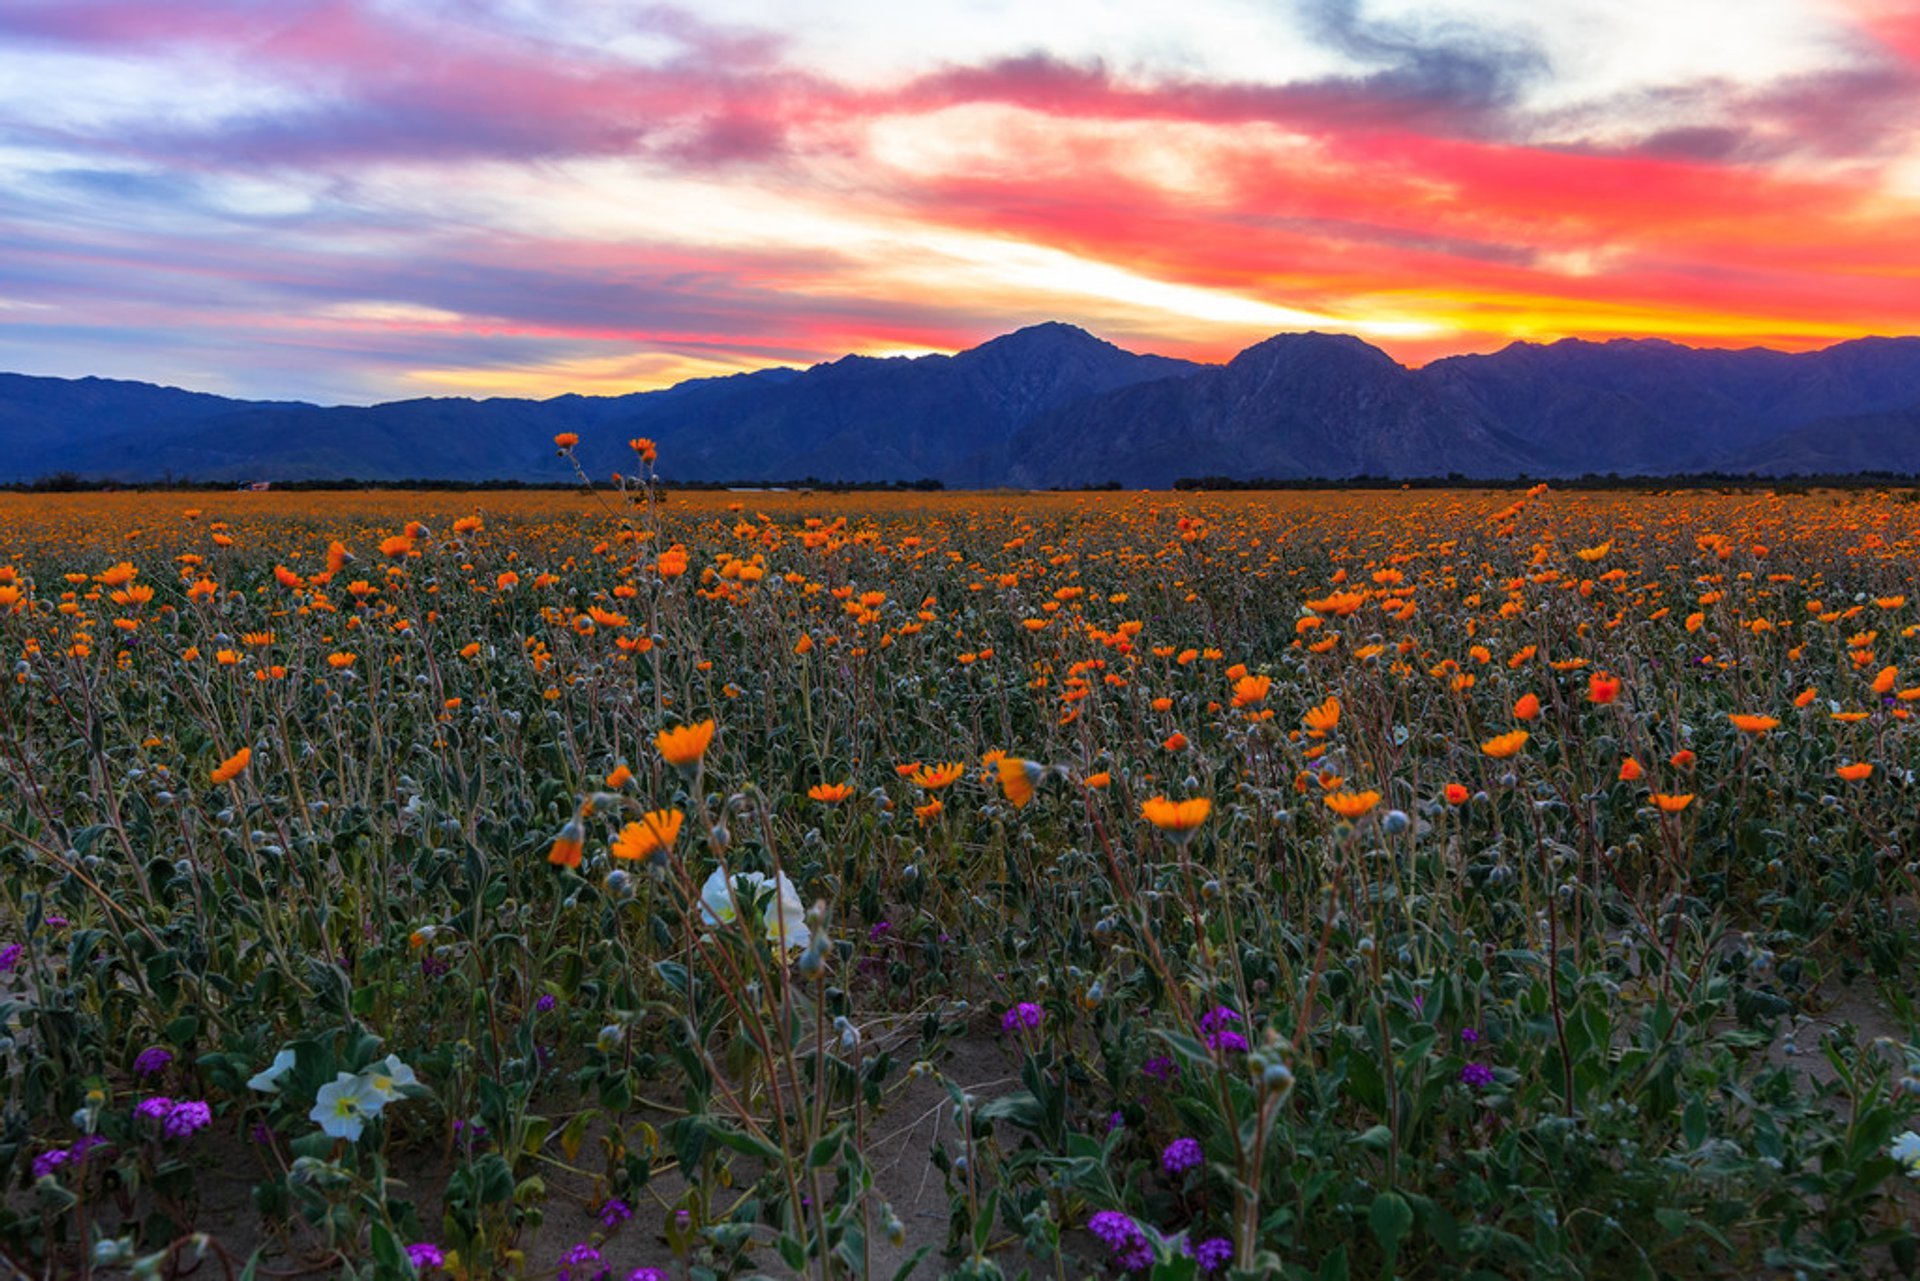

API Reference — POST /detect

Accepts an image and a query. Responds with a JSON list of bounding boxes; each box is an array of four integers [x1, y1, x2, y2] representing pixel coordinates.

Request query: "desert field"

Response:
[[1, 478, 1917, 1279]]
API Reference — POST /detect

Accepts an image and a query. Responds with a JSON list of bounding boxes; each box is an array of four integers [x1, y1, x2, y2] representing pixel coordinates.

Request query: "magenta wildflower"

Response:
[[1460, 1062, 1495, 1089], [1088, 1211, 1155, 1272], [597, 1197, 633, 1229], [406, 1242, 445, 1271], [1001, 1002, 1044, 1033], [31, 1148, 71, 1179], [163, 1100, 212, 1138], [134, 1096, 174, 1122], [556, 1243, 604, 1281], [536, 993, 557, 1013], [1141, 1054, 1178, 1083], [0, 943, 21, 972], [1194, 1237, 1233, 1273], [1199, 1006, 1248, 1053], [134, 1046, 173, 1077], [627, 1272, 670, 1281], [1160, 1136, 1204, 1175]]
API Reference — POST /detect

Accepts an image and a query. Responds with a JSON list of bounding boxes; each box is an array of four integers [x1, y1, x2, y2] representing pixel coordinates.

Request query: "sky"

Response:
[[2, 0, 1919, 405]]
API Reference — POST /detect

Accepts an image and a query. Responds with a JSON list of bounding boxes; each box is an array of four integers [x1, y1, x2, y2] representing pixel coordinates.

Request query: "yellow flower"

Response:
[[1481, 730, 1530, 759], [211, 746, 251, 784], [910, 761, 965, 790], [996, 756, 1046, 809], [1141, 795, 1210, 834], [610, 810, 683, 861], [655, 720, 715, 771], [1323, 789, 1381, 819], [1303, 696, 1341, 736]]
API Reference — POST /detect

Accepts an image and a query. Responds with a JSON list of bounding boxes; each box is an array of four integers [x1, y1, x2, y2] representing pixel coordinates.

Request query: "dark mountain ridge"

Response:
[[7, 324, 1920, 486]]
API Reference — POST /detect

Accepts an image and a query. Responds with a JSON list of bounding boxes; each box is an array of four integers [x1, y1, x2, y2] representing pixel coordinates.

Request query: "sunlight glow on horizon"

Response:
[[1, 0, 1917, 403]]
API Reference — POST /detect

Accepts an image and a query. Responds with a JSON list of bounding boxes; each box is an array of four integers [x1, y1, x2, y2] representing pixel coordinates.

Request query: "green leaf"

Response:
[[1368, 1191, 1413, 1268]]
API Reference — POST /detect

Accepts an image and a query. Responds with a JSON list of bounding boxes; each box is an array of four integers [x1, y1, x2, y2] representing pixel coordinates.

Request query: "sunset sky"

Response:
[[3, 0, 1919, 404]]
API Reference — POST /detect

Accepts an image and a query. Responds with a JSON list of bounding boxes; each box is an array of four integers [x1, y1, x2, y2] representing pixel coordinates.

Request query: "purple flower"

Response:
[[868, 920, 892, 942], [1160, 1136, 1204, 1175], [31, 1148, 71, 1179], [1194, 1236, 1233, 1273], [626, 1272, 669, 1281], [1199, 1006, 1248, 1053], [134, 1046, 174, 1077], [45, 915, 68, 928], [250, 1123, 276, 1146], [1000, 1002, 1044, 1034], [1141, 1055, 1178, 1083], [596, 1197, 632, 1229], [70, 1135, 110, 1162], [420, 954, 451, 979], [1197, 1006, 1240, 1035], [1088, 1211, 1155, 1272], [556, 1243, 604, 1281], [135, 1096, 175, 1122], [1460, 1062, 1495, 1089], [1207, 1029, 1249, 1054], [1106, 1110, 1125, 1133], [1460, 1027, 1481, 1044], [406, 1242, 445, 1271], [0, 943, 21, 973], [163, 1100, 212, 1138], [535, 993, 557, 1013]]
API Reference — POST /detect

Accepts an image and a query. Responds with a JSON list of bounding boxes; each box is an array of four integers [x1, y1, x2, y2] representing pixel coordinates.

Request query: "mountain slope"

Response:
[[1007, 333, 1544, 487], [8, 325, 1920, 486]]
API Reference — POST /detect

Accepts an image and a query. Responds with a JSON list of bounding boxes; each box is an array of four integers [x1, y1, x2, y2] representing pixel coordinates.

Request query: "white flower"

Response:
[[248, 1048, 297, 1093], [1892, 1130, 1920, 1177], [311, 1071, 377, 1141], [699, 867, 811, 951], [363, 1054, 419, 1103]]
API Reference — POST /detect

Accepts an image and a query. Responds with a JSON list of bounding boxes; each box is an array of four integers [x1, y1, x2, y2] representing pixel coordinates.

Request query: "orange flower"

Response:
[[1230, 674, 1271, 708], [1587, 672, 1620, 704], [610, 809, 683, 861], [1443, 782, 1470, 805], [630, 436, 658, 463], [1618, 756, 1644, 782], [1140, 795, 1211, 835], [1727, 713, 1779, 735], [1835, 762, 1874, 781], [1162, 732, 1189, 752], [1793, 688, 1818, 708], [1323, 789, 1381, 819], [547, 817, 585, 869], [1872, 665, 1898, 695], [605, 764, 633, 788], [1669, 749, 1696, 769], [326, 652, 356, 669], [914, 798, 944, 824], [910, 761, 965, 790], [553, 432, 579, 451], [379, 534, 414, 559], [996, 756, 1045, 809], [210, 746, 251, 784], [1651, 793, 1694, 814], [655, 720, 715, 771], [808, 782, 854, 803], [1302, 696, 1341, 736], [1083, 771, 1111, 789], [1512, 692, 1541, 720], [1481, 730, 1530, 759]]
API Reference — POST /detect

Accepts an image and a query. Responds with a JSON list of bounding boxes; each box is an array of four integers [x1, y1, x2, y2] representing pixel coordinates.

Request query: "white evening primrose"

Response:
[[248, 1048, 296, 1093], [699, 867, 811, 951]]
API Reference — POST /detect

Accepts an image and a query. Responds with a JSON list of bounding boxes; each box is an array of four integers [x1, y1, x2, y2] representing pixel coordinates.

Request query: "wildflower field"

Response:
[[2, 470, 1919, 1280]]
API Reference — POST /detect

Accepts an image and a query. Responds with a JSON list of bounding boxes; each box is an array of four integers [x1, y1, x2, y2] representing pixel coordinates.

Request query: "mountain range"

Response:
[[8, 322, 1920, 487]]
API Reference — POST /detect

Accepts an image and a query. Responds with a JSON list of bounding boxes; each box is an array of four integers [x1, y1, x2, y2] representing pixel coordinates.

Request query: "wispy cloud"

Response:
[[0, 0, 1916, 401]]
